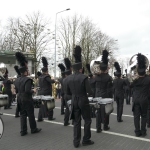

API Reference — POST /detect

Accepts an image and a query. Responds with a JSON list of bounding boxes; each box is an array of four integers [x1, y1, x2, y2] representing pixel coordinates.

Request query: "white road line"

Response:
[[55, 107, 134, 118], [2, 113, 150, 142]]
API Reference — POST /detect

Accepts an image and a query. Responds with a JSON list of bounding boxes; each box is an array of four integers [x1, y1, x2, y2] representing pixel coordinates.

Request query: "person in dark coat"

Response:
[[66, 46, 94, 148], [14, 65, 21, 117], [58, 64, 66, 115], [131, 53, 150, 137], [63, 58, 72, 126], [95, 50, 113, 133], [37, 57, 55, 121], [15, 52, 41, 136], [124, 69, 131, 105], [3, 69, 13, 109], [86, 64, 96, 118], [113, 62, 126, 122]]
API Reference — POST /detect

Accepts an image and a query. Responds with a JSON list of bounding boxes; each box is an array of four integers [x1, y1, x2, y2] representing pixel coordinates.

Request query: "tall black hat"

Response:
[[114, 62, 121, 77], [86, 64, 93, 77], [100, 50, 109, 71], [137, 53, 146, 76], [15, 52, 28, 73], [64, 58, 72, 75], [41, 57, 48, 72], [72, 45, 82, 71], [58, 63, 66, 77], [37, 71, 42, 77], [14, 65, 21, 78]]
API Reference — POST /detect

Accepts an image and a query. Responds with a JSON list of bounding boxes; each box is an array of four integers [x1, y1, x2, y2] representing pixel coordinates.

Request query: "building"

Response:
[[0, 51, 35, 77]]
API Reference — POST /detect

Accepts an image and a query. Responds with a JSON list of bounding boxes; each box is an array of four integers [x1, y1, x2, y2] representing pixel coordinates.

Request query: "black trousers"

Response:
[[116, 97, 124, 121], [15, 102, 20, 116], [96, 106, 109, 130], [38, 105, 54, 120], [19, 101, 37, 133], [147, 99, 150, 125], [73, 99, 91, 145], [61, 96, 65, 114], [133, 100, 148, 134], [90, 106, 96, 118], [125, 90, 130, 104], [64, 100, 70, 124]]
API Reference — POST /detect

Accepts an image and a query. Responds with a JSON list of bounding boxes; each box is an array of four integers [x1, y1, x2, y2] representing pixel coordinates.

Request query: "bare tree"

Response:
[[5, 12, 53, 77], [58, 14, 118, 74]]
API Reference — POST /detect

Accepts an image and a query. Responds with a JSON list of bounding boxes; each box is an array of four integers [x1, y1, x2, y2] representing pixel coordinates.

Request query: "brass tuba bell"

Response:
[[127, 54, 149, 81], [0, 63, 7, 76], [90, 56, 102, 75]]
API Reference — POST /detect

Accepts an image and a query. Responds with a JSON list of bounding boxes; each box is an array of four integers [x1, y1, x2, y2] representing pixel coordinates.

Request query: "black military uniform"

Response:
[[3, 69, 13, 109], [95, 50, 113, 132], [147, 77, 150, 128], [131, 53, 150, 137], [38, 73, 55, 120], [58, 64, 66, 115], [113, 62, 126, 122], [86, 64, 96, 118], [66, 46, 94, 148], [63, 58, 72, 126], [14, 65, 21, 117], [38, 57, 55, 121], [15, 52, 41, 136]]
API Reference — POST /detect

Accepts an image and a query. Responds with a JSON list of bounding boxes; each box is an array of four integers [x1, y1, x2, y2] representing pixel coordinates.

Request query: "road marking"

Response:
[[2, 113, 150, 142], [55, 107, 134, 118]]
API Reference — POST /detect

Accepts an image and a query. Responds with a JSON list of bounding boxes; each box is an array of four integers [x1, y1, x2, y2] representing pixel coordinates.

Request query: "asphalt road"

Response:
[[0, 100, 150, 150]]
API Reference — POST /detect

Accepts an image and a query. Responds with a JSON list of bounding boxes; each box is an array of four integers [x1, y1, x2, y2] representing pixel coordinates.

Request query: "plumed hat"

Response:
[[137, 53, 146, 76], [72, 45, 82, 71], [58, 63, 66, 77], [41, 57, 48, 72], [15, 52, 28, 73], [100, 50, 109, 71], [114, 62, 121, 77], [86, 64, 93, 77], [14, 65, 21, 78], [64, 58, 72, 75]]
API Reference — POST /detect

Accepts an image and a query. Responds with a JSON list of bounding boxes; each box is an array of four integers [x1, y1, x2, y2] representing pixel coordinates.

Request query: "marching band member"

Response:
[[124, 69, 131, 105], [58, 63, 66, 115], [95, 50, 113, 132], [86, 64, 96, 118], [131, 53, 150, 137], [37, 57, 55, 121], [14, 65, 21, 117], [113, 62, 126, 122], [63, 58, 72, 126], [15, 52, 41, 136], [3, 68, 13, 109], [66, 45, 94, 148]]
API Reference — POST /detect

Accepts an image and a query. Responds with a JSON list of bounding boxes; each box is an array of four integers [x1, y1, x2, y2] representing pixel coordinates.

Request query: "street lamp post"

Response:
[[54, 8, 70, 78]]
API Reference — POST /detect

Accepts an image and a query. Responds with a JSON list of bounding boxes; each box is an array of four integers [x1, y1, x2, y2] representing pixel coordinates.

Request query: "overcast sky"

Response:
[[0, 0, 150, 59]]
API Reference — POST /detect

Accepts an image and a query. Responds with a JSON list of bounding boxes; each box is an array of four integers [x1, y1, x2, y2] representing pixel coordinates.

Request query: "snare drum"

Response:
[[41, 96, 55, 110], [93, 97, 114, 114], [32, 96, 42, 108], [0, 95, 8, 107]]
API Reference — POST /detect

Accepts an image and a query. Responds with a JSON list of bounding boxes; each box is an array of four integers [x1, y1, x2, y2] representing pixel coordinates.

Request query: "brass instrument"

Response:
[[90, 56, 102, 75], [52, 83, 56, 99], [127, 54, 149, 82]]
